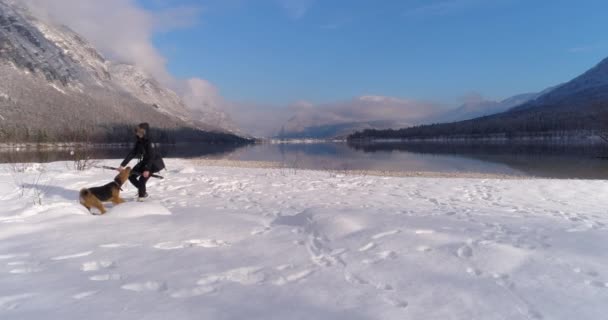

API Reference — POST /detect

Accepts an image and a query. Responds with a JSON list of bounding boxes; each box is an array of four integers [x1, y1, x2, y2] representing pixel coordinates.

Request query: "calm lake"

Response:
[[1, 141, 608, 179]]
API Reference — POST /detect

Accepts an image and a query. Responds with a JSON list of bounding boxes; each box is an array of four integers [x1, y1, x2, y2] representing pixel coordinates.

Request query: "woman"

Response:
[[119, 123, 165, 201]]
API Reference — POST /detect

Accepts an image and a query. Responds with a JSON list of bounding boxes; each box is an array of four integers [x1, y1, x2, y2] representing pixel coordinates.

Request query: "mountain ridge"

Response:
[[0, 0, 243, 143]]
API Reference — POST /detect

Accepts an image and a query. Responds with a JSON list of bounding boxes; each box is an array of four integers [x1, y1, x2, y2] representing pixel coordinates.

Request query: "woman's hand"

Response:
[[143, 171, 150, 178]]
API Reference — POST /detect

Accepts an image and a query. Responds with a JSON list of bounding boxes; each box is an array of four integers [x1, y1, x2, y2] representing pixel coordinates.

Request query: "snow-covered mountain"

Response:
[[275, 96, 435, 139], [349, 56, 608, 140], [512, 57, 608, 112], [437, 92, 542, 123], [0, 0, 238, 141]]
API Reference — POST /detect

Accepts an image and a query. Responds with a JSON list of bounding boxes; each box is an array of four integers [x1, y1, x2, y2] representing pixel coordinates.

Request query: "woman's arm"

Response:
[[120, 140, 141, 167]]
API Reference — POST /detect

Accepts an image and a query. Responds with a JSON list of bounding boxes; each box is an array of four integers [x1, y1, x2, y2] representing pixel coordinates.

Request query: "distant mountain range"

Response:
[[275, 90, 551, 140], [349, 57, 608, 142], [0, 0, 244, 143]]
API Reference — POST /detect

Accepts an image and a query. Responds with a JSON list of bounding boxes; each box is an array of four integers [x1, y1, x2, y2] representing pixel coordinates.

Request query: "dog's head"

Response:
[[114, 167, 132, 186]]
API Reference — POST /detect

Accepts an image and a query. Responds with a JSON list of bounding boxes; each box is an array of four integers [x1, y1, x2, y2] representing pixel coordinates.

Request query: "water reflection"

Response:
[[2, 141, 608, 179], [0, 144, 242, 164], [347, 141, 608, 179]]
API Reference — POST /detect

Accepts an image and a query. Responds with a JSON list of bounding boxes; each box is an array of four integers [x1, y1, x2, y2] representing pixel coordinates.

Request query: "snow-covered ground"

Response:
[[1, 159, 607, 319]]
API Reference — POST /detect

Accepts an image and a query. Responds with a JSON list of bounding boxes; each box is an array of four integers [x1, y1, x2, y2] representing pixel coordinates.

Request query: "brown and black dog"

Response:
[[79, 167, 131, 215]]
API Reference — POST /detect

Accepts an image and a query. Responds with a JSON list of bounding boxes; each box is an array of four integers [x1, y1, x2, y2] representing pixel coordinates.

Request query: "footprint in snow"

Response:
[[198, 267, 267, 286], [153, 239, 230, 250], [385, 297, 408, 309], [72, 291, 99, 300], [121, 281, 167, 292], [273, 269, 315, 285], [415, 229, 435, 235], [466, 267, 482, 276], [371, 230, 401, 240], [362, 251, 397, 264], [9, 266, 43, 274], [89, 274, 122, 281], [457, 245, 473, 258], [0, 253, 30, 260], [81, 260, 114, 272], [51, 251, 93, 261], [0, 293, 37, 311], [416, 246, 432, 253], [359, 242, 376, 252], [344, 272, 369, 285], [99, 243, 140, 249], [251, 226, 271, 236], [170, 286, 216, 298]]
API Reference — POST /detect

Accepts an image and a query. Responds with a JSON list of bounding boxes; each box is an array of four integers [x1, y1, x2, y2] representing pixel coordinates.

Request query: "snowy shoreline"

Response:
[[0, 159, 607, 319], [192, 159, 531, 180]]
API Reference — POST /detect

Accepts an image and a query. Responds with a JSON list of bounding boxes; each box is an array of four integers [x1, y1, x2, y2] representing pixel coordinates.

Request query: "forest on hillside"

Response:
[[348, 103, 608, 142]]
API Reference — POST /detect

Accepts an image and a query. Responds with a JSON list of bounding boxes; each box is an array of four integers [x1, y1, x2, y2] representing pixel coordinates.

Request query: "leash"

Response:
[[99, 166, 165, 179]]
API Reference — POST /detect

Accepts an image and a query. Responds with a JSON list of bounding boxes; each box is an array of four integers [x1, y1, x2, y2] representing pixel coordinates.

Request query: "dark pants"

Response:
[[129, 162, 156, 197]]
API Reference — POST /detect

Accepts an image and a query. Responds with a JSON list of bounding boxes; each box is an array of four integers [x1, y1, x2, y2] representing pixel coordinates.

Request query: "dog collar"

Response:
[[113, 179, 123, 191]]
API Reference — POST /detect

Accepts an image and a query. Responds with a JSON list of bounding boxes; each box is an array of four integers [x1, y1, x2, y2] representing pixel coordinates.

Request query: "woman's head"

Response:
[[135, 122, 150, 138]]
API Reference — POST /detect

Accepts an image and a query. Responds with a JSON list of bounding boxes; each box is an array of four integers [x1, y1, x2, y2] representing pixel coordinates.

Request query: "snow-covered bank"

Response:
[[1, 159, 607, 319]]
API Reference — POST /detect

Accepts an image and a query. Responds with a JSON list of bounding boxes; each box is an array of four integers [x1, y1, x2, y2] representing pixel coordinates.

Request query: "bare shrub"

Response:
[[71, 146, 99, 171]]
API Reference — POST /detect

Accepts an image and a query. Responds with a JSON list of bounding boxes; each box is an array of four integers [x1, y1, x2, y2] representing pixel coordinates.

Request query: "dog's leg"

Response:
[[91, 198, 107, 215], [111, 189, 125, 205], [112, 196, 125, 204]]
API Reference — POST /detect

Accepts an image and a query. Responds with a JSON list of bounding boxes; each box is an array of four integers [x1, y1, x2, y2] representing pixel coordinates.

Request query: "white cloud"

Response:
[[227, 95, 441, 137], [21, 0, 226, 122], [22, 0, 196, 84], [180, 78, 224, 111]]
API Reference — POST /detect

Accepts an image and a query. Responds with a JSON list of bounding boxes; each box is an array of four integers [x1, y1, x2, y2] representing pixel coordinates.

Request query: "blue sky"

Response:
[[140, 0, 608, 107]]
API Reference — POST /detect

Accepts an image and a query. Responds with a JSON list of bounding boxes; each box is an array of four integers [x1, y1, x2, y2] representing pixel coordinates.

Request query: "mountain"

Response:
[[437, 92, 542, 123], [274, 96, 436, 139], [349, 57, 608, 141], [0, 0, 242, 143], [277, 120, 411, 140], [512, 57, 608, 112]]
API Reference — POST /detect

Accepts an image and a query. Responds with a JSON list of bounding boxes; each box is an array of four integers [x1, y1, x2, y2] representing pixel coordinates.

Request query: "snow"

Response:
[[0, 159, 607, 319]]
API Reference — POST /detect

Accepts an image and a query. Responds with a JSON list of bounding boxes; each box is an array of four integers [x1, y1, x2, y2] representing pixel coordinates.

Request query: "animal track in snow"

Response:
[[170, 286, 216, 298], [81, 260, 114, 272], [251, 226, 271, 236], [72, 291, 98, 300], [457, 245, 473, 258], [99, 243, 140, 249], [385, 297, 408, 309], [344, 272, 369, 285], [363, 250, 397, 264], [0, 253, 30, 260], [153, 239, 230, 250], [9, 266, 42, 274], [122, 281, 168, 292], [371, 230, 400, 240], [358, 242, 376, 252], [51, 251, 93, 261], [466, 267, 482, 276], [89, 274, 122, 281], [198, 267, 266, 286], [274, 269, 315, 285], [416, 246, 432, 252], [0, 293, 36, 311]]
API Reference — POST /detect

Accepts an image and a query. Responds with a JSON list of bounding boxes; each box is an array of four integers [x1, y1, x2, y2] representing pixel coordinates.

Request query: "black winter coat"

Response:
[[121, 137, 165, 172]]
